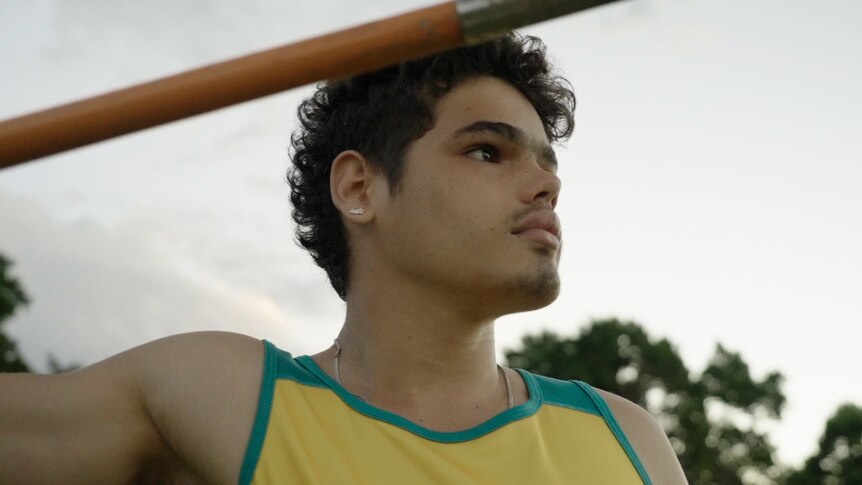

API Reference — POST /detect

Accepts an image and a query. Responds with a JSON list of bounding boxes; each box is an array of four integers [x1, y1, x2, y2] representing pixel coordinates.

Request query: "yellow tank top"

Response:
[[239, 341, 651, 484]]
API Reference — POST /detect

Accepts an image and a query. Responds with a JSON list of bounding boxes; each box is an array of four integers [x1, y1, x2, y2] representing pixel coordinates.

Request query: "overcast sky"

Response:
[[1, 0, 860, 467]]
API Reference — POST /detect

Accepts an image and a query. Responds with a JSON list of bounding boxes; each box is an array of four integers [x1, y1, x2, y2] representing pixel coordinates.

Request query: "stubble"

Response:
[[504, 244, 562, 305]]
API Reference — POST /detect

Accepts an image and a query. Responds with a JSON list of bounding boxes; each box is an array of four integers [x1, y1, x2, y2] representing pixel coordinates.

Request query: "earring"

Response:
[[349, 208, 365, 215]]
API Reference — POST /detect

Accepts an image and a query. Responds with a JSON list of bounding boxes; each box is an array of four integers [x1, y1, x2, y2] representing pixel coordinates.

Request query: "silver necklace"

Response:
[[333, 339, 513, 409]]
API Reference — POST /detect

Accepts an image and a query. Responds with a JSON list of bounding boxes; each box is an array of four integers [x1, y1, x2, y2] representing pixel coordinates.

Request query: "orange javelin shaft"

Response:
[[0, 3, 461, 169]]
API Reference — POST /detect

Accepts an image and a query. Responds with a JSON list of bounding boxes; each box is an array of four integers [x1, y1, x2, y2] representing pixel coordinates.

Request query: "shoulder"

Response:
[[130, 330, 264, 374], [130, 331, 265, 408], [131, 331, 267, 483], [594, 388, 688, 485]]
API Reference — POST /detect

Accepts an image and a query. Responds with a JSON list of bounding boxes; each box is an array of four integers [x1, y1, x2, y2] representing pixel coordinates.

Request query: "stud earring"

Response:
[[349, 208, 365, 215]]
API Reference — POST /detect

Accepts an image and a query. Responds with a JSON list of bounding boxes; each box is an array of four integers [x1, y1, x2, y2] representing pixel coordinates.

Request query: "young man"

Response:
[[0, 34, 686, 484]]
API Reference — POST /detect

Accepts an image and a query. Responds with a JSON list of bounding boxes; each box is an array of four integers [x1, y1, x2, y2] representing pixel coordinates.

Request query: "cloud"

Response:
[[0, 191, 305, 370]]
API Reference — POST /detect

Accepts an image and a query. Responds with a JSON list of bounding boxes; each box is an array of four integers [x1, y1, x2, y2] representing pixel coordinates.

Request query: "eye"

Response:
[[465, 145, 498, 163]]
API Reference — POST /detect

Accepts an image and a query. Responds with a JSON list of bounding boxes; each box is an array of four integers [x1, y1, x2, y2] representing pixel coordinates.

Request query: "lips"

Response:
[[511, 210, 561, 249]]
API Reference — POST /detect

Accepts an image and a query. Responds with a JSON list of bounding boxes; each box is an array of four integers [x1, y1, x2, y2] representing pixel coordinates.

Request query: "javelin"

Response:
[[0, 0, 620, 169]]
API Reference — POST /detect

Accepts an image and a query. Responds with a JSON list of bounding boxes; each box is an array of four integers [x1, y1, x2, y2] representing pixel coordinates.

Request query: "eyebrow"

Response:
[[452, 120, 558, 170]]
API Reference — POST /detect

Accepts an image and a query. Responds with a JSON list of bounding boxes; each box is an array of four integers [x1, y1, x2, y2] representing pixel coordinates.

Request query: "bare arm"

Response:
[[0, 331, 264, 484], [597, 389, 689, 485], [0, 348, 162, 482]]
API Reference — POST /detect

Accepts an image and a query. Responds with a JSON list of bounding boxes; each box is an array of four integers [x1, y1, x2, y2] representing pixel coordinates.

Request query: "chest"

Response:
[[244, 382, 644, 484]]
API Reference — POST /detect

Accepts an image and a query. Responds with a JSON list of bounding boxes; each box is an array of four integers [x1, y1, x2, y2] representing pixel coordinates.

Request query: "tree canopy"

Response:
[[787, 403, 862, 484], [0, 253, 30, 373]]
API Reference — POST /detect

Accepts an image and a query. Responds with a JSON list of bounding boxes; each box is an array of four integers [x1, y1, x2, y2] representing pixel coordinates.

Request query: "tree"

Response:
[[0, 253, 30, 373], [505, 318, 785, 484], [0, 252, 80, 373], [786, 403, 862, 484]]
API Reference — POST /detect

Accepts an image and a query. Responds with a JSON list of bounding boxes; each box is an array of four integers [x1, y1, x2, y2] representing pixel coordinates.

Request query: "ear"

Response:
[[330, 150, 375, 223]]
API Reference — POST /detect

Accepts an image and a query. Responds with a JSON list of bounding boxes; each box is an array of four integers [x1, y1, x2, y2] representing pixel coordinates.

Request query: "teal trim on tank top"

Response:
[[531, 373, 600, 416], [574, 381, 652, 485], [269, 342, 327, 387], [238, 340, 278, 485], [295, 354, 543, 443]]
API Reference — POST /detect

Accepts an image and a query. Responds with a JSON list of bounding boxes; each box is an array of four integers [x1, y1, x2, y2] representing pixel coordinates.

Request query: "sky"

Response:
[[1, 0, 860, 468]]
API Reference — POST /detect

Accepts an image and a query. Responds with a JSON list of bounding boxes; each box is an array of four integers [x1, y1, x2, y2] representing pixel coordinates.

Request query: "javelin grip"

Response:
[[0, 0, 621, 169], [458, 0, 618, 44]]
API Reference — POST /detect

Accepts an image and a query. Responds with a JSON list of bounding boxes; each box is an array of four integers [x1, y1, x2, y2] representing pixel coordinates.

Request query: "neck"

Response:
[[335, 290, 499, 403], [310, 271, 520, 430]]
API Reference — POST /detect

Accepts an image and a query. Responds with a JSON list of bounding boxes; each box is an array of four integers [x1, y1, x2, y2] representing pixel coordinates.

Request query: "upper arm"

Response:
[[0, 345, 163, 483], [0, 331, 265, 484], [136, 331, 265, 483], [596, 389, 689, 485]]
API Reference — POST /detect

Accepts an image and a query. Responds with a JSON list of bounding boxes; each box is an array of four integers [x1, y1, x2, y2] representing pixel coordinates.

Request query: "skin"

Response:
[[0, 76, 687, 484]]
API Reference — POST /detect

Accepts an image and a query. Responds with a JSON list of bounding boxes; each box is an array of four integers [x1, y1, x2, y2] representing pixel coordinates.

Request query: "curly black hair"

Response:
[[288, 33, 575, 300]]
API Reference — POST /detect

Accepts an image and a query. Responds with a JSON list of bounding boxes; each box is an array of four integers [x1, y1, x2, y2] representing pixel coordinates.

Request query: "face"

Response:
[[370, 76, 563, 317]]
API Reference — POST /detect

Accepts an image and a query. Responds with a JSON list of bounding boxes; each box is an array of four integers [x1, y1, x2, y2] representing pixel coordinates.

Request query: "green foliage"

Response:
[[701, 344, 785, 418], [0, 254, 29, 323], [0, 253, 30, 373], [0, 251, 79, 374], [787, 403, 862, 484], [505, 318, 785, 484]]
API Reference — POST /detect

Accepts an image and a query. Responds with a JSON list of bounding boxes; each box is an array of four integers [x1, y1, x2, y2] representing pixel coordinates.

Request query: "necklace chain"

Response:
[[333, 339, 513, 409]]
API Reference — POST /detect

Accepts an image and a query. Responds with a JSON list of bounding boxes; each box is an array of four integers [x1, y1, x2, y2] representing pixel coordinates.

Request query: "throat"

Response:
[[328, 341, 518, 432], [332, 338, 513, 410]]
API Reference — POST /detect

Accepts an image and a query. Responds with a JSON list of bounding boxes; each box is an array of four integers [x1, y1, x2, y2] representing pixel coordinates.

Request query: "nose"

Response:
[[520, 165, 561, 209]]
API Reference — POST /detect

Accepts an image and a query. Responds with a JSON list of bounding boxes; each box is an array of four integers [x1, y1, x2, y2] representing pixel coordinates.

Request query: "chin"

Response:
[[502, 266, 561, 311]]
